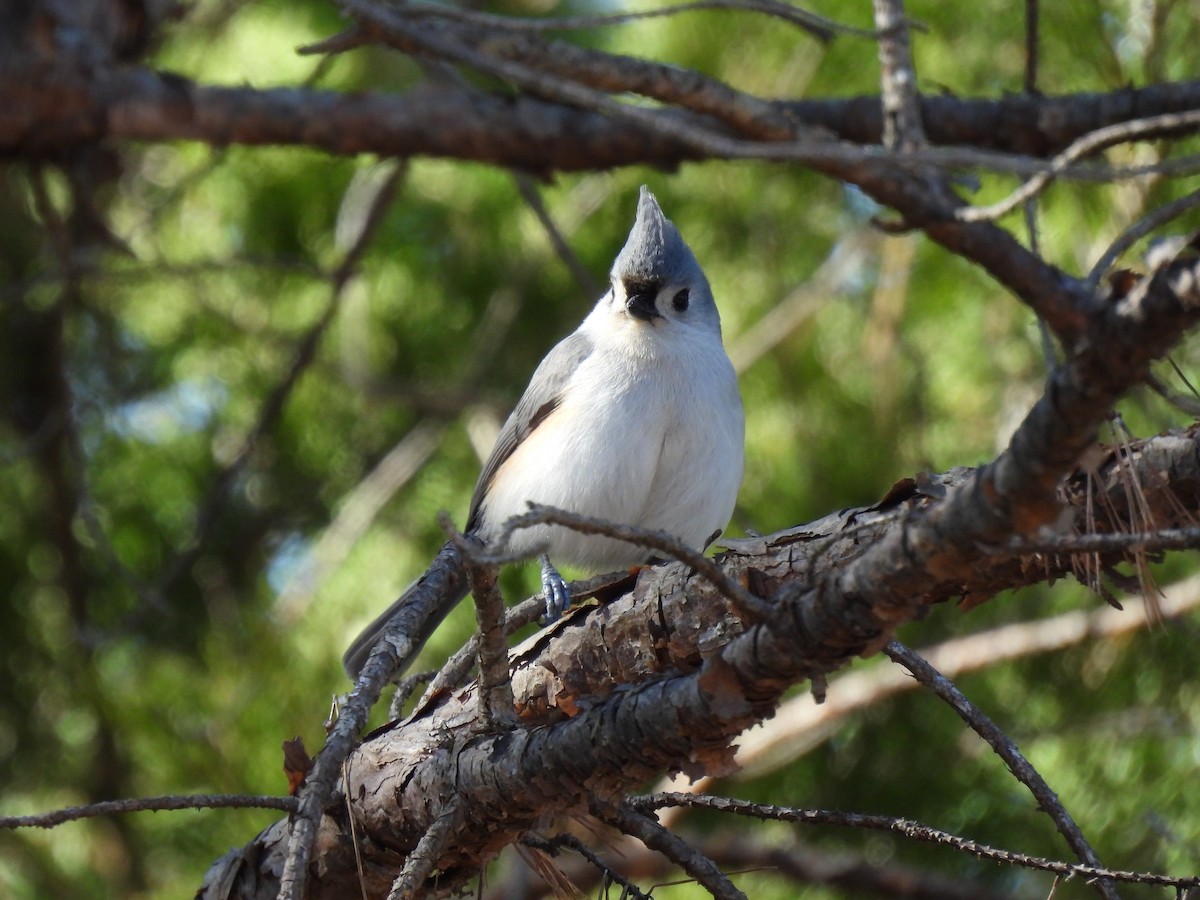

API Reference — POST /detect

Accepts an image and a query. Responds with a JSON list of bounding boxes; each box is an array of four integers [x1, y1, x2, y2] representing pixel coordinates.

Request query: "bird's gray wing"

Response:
[[466, 329, 595, 532]]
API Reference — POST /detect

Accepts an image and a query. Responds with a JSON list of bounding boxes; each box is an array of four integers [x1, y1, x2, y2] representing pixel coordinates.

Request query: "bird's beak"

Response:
[[625, 284, 662, 322]]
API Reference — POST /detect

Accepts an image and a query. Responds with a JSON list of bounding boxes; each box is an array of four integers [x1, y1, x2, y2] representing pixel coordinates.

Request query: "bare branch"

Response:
[[519, 828, 1010, 900], [1087, 187, 1200, 287], [210, 423, 1200, 895], [392, 0, 866, 42], [386, 799, 465, 900], [884, 642, 1119, 900], [489, 502, 774, 620], [340, 0, 803, 144], [599, 802, 745, 900], [669, 574, 1200, 790], [521, 832, 651, 900], [280, 539, 470, 900], [1008, 523, 1200, 555], [461, 543, 517, 728], [415, 593, 544, 707], [512, 174, 602, 299], [631, 794, 1200, 890], [0, 794, 295, 829], [958, 110, 1200, 223], [8, 54, 1172, 345], [388, 669, 438, 721]]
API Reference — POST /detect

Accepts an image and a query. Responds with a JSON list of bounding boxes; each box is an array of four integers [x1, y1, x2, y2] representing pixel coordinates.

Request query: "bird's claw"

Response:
[[539, 555, 572, 623]]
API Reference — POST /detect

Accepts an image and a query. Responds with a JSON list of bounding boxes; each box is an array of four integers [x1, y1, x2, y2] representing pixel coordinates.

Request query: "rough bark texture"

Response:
[[5, 65, 1200, 172], [204, 418, 1200, 898]]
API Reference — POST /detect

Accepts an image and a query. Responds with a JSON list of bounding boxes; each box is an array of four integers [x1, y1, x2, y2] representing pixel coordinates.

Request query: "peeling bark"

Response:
[[203, 420, 1200, 898]]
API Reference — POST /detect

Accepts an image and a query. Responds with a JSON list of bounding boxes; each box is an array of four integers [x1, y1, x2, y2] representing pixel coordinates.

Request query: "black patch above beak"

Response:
[[625, 283, 662, 322]]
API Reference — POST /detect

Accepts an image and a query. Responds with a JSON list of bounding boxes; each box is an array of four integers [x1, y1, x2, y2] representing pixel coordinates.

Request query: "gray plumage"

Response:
[[465, 331, 593, 534], [614, 188, 706, 289], [343, 186, 743, 679]]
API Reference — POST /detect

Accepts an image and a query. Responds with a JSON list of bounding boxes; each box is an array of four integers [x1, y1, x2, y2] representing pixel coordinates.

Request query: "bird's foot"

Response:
[[539, 554, 572, 623]]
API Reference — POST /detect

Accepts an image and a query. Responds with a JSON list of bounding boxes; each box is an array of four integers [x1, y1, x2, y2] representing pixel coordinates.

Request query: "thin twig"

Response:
[[1024, 0, 1039, 95], [387, 669, 438, 721], [1086, 187, 1200, 288], [1146, 372, 1200, 416], [486, 502, 773, 620], [599, 802, 745, 900], [884, 641, 1120, 900], [512, 174, 602, 298], [0, 794, 295, 829], [415, 565, 655, 708], [386, 799, 465, 900], [338, 0, 1076, 174], [393, 0, 873, 42], [416, 593, 545, 707], [522, 832, 651, 900], [958, 110, 1200, 222], [650, 574, 1200, 816], [630, 794, 1200, 890], [1007, 524, 1200, 556], [324, 4, 801, 143], [459, 538, 516, 727], [282, 542, 469, 900]]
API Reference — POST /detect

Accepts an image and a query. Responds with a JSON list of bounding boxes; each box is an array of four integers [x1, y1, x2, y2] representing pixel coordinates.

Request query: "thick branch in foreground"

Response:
[[203, 420, 1200, 898]]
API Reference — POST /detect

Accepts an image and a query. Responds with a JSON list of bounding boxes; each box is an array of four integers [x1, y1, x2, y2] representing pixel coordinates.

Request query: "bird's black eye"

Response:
[[672, 289, 690, 312]]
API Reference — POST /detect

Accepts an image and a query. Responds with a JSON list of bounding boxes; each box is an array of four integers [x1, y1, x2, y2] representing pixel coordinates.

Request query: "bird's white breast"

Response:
[[477, 314, 744, 570]]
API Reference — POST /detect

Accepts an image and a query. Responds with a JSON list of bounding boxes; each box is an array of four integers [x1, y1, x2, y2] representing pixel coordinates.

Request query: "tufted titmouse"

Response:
[[342, 186, 744, 679]]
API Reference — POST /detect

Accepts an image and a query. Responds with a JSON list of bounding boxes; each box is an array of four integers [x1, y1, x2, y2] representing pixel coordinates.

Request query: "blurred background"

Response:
[[2, 0, 1200, 897]]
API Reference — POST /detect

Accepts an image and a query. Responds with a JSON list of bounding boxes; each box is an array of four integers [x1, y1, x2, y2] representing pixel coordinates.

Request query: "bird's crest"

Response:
[[612, 186, 699, 285]]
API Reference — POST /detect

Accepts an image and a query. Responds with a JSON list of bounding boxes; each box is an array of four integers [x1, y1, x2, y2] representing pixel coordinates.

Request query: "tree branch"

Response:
[[0, 794, 295, 829], [207, 424, 1200, 896], [599, 802, 745, 900], [884, 642, 1119, 899], [6, 65, 1200, 174], [630, 794, 1200, 890]]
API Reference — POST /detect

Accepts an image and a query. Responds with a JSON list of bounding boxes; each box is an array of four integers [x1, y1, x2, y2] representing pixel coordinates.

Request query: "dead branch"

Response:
[[0, 794, 295, 829], [599, 802, 744, 900], [4, 63, 1199, 174], [657, 572, 1200, 794], [884, 642, 1118, 899], [509, 829, 1009, 900], [463, 549, 516, 728], [207, 418, 1200, 897], [631, 794, 1200, 891]]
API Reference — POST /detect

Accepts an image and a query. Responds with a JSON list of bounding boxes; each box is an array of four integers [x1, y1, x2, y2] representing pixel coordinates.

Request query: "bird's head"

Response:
[[607, 186, 721, 338]]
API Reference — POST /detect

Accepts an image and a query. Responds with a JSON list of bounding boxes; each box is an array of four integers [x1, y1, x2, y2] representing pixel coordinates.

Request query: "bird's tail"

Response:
[[341, 539, 472, 680]]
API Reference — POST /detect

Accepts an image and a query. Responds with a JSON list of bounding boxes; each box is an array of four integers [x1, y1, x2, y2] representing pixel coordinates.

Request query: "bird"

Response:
[[342, 185, 744, 679]]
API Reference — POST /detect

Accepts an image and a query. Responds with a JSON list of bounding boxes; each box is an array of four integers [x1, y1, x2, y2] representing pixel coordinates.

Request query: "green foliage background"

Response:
[[2, 1, 1200, 897]]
